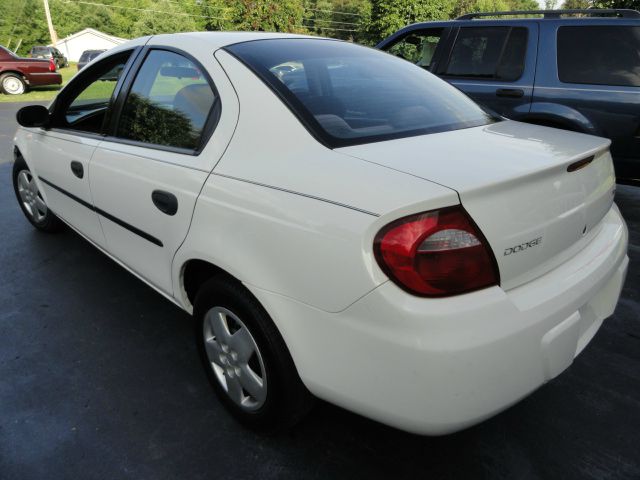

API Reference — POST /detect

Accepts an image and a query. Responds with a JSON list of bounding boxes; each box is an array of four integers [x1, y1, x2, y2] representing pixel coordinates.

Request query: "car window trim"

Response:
[[440, 26, 529, 82], [106, 45, 222, 157]]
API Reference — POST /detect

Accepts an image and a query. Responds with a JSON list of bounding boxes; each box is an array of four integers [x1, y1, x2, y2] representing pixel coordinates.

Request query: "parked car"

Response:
[[77, 49, 106, 71], [29, 46, 68, 69], [0, 46, 62, 95], [12, 32, 628, 435], [377, 9, 640, 184]]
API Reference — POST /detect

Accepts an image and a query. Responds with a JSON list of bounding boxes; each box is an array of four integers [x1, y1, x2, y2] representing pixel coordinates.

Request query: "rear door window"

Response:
[[444, 27, 528, 81], [115, 49, 218, 151], [557, 26, 640, 87]]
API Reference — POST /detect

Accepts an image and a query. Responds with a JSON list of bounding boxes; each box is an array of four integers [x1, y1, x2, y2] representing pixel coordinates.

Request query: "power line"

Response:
[[58, 0, 230, 21], [306, 7, 362, 17], [58, 0, 359, 32]]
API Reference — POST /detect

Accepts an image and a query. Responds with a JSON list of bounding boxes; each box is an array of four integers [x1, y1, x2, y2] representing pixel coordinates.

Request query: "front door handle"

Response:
[[496, 88, 524, 98], [70, 161, 84, 179], [152, 190, 178, 216]]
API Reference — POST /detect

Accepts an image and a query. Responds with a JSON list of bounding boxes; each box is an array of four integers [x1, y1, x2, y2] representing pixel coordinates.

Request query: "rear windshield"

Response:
[[225, 39, 495, 148], [31, 47, 50, 54]]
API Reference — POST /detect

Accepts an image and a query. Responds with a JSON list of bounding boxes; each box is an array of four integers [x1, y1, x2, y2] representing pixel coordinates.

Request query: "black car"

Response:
[[29, 46, 68, 69], [377, 9, 640, 184], [77, 49, 107, 71]]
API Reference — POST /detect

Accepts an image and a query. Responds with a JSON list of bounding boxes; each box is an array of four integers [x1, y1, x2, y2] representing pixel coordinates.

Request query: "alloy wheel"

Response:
[[17, 170, 47, 223], [203, 306, 268, 411]]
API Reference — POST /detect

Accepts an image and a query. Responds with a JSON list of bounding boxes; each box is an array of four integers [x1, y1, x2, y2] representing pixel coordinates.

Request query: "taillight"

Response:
[[49, 58, 56, 72], [374, 206, 499, 297]]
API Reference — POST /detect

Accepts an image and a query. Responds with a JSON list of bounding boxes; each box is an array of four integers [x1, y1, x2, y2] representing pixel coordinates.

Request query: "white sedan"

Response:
[[12, 32, 628, 435]]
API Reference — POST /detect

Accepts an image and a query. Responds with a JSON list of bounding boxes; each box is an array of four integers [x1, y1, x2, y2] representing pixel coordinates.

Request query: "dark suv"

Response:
[[377, 9, 640, 184], [29, 46, 68, 69]]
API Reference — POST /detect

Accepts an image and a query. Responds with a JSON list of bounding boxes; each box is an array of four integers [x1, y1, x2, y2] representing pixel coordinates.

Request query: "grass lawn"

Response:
[[0, 63, 78, 103]]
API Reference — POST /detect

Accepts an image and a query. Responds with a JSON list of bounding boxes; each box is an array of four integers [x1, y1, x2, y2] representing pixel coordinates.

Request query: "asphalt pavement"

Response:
[[0, 103, 639, 480]]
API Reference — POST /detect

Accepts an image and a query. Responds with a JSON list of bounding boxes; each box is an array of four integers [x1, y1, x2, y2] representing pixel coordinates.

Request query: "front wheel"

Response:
[[0, 73, 26, 95], [12, 156, 64, 232], [194, 276, 313, 432]]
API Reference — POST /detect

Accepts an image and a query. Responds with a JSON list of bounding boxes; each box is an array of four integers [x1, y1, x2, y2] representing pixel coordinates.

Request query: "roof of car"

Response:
[[147, 31, 320, 49]]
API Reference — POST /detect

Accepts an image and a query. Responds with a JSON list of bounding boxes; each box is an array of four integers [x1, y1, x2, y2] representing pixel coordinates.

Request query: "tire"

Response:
[[194, 276, 313, 432], [12, 156, 64, 233], [0, 73, 26, 95]]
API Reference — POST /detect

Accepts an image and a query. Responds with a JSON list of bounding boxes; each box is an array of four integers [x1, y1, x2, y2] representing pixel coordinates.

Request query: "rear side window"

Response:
[[226, 39, 494, 148], [557, 26, 640, 87], [116, 49, 218, 151], [444, 27, 528, 81]]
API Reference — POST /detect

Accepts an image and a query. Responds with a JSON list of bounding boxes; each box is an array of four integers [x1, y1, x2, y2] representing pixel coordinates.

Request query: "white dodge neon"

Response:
[[12, 32, 628, 435]]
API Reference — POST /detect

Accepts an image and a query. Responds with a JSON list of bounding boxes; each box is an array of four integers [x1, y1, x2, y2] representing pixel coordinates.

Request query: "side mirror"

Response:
[[16, 105, 50, 128]]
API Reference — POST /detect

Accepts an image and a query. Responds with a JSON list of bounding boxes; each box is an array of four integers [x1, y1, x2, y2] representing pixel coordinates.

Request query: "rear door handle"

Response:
[[70, 161, 84, 178], [496, 88, 524, 98], [151, 190, 178, 216]]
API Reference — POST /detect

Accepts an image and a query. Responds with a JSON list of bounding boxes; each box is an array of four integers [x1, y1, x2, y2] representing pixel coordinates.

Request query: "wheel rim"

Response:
[[203, 306, 267, 411], [17, 170, 47, 223], [3, 76, 24, 95]]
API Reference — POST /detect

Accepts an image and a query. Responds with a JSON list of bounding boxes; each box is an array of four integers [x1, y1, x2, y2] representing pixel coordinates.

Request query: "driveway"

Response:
[[0, 103, 639, 480]]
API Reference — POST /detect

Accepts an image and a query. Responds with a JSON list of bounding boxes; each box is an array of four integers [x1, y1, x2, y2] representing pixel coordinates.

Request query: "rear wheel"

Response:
[[12, 156, 63, 232], [0, 73, 26, 95], [194, 276, 313, 432]]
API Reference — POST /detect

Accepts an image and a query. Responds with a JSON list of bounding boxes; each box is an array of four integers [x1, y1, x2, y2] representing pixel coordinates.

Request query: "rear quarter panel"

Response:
[[173, 49, 460, 313]]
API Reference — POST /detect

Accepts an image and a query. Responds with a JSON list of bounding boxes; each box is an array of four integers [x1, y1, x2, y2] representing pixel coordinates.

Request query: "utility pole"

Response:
[[43, 0, 58, 46]]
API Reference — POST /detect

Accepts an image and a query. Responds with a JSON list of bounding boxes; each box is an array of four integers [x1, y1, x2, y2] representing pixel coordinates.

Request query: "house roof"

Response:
[[54, 28, 127, 46]]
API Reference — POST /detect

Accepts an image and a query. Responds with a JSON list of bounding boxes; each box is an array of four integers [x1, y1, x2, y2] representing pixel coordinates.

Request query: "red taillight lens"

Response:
[[374, 206, 499, 297], [49, 59, 56, 72]]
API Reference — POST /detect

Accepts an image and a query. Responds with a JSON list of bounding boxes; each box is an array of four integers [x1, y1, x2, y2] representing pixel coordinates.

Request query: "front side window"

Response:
[[384, 29, 444, 69], [557, 26, 640, 87], [61, 51, 131, 133], [116, 50, 217, 151], [226, 39, 495, 148], [444, 27, 528, 81]]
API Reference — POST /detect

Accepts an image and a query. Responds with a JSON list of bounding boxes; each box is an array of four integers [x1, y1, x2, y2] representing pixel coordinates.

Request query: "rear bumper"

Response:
[[27, 72, 62, 87], [248, 204, 628, 435]]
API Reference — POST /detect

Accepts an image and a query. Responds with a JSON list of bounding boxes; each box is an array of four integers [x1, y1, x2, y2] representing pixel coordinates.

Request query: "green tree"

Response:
[[562, 0, 592, 7], [231, 0, 306, 32], [366, 0, 454, 44], [593, 0, 639, 7], [303, 0, 371, 41]]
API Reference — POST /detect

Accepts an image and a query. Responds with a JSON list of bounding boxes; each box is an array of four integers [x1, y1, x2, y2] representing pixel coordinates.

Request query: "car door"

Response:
[[437, 23, 538, 119], [89, 42, 239, 296], [28, 48, 139, 247]]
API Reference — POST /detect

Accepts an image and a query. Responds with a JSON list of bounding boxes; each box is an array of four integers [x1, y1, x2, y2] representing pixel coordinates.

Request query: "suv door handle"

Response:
[[496, 88, 524, 98], [151, 190, 178, 216], [70, 161, 84, 178]]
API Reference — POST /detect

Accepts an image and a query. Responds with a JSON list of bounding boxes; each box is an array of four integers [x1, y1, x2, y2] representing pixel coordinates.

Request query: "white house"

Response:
[[52, 28, 127, 62]]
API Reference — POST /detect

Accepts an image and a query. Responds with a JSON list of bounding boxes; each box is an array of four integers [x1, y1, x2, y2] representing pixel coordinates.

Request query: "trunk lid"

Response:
[[338, 121, 616, 290]]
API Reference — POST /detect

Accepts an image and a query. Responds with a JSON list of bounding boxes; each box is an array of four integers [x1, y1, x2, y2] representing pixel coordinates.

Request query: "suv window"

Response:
[[116, 49, 217, 151], [444, 27, 528, 81], [61, 52, 130, 133], [557, 26, 640, 87], [384, 29, 444, 69]]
